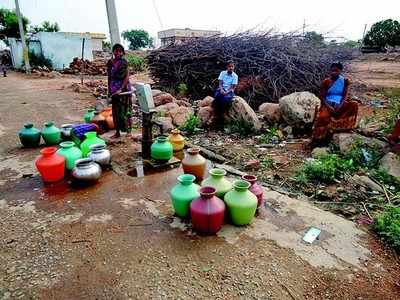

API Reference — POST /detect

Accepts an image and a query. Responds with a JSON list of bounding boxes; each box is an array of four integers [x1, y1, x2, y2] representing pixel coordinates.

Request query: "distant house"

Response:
[[8, 32, 106, 70], [158, 28, 221, 47]]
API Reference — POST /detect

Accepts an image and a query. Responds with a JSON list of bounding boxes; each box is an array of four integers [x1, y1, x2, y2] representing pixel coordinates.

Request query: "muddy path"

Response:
[[0, 72, 399, 299]]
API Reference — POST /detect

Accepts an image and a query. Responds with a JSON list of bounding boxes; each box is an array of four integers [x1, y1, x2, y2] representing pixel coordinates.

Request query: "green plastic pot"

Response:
[[84, 109, 96, 123], [41, 122, 61, 145], [151, 136, 173, 162], [56, 141, 83, 170], [170, 174, 200, 218], [201, 168, 232, 198], [80, 131, 106, 157], [224, 180, 257, 226], [18, 123, 41, 147]]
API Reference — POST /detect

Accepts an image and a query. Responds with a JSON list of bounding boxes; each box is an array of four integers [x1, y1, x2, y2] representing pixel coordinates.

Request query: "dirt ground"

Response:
[[0, 66, 399, 300]]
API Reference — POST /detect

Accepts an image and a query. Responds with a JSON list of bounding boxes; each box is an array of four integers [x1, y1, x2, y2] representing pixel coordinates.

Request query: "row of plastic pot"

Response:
[[170, 169, 264, 235], [35, 142, 111, 184], [18, 122, 72, 147]]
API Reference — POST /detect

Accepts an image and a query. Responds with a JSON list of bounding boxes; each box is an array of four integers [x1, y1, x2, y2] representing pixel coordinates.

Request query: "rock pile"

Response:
[[62, 57, 107, 76]]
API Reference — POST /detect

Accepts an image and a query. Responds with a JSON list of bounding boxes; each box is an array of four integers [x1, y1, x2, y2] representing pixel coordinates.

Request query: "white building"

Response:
[[158, 28, 221, 47], [8, 32, 106, 70]]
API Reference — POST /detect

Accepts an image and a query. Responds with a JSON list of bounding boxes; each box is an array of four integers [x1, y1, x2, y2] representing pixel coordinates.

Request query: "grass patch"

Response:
[[126, 54, 146, 72], [179, 113, 200, 135], [373, 206, 400, 253], [294, 154, 356, 184], [381, 96, 400, 133]]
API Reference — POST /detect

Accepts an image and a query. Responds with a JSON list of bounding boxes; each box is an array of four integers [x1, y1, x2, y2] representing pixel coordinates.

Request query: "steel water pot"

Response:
[[88, 144, 111, 168], [71, 158, 102, 183]]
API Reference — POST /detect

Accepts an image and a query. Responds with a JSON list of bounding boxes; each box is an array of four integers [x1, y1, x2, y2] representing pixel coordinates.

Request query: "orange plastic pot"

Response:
[[106, 114, 114, 130], [101, 107, 112, 118], [35, 147, 65, 183]]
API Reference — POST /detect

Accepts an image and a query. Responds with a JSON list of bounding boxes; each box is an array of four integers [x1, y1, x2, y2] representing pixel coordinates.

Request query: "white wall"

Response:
[[36, 32, 93, 70], [9, 38, 42, 69]]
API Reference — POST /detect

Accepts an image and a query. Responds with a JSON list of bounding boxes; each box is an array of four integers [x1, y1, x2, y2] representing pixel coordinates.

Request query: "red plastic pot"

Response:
[[35, 147, 65, 183], [190, 186, 225, 235], [242, 174, 264, 208]]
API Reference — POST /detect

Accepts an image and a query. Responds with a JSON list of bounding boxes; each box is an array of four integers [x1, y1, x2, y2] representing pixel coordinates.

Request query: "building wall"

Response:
[[91, 38, 103, 52], [36, 32, 93, 69], [8, 38, 41, 69]]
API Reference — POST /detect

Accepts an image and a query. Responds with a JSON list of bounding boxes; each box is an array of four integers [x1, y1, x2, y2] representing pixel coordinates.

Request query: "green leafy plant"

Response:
[[373, 206, 400, 252], [227, 119, 254, 136], [295, 154, 356, 184], [260, 155, 275, 169], [126, 54, 146, 72], [259, 126, 280, 144], [382, 96, 400, 133], [26, 50, 53, 70], [179, 113, 200, 135], [369, 168, 400, 191], [177, 83, 188, 98], [343, 138, 382, 169]]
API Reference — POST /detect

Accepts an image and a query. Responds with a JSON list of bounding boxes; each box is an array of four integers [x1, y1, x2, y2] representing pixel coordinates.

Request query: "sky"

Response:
[[1, 0, 399, 45]]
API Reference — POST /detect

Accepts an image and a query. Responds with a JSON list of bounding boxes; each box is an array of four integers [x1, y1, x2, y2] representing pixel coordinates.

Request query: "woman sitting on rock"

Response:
[[312, 62, 358, 145]]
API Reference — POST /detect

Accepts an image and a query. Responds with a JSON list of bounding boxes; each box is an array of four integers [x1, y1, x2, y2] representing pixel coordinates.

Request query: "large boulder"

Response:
[[225, 96, 261, 132], [198, 106, 214, 127], [174, 99, 192, 107], [199, 96, 214, 107], [155, 102, 179, 117], [279, 91, 320, 128], [153, 92, 175, 107], [379, 152, 400, 178], [155, 116, 174, 132], [332, 133, 390, 156], [259, 102, 281, 123], [169, 106, 194, 126]]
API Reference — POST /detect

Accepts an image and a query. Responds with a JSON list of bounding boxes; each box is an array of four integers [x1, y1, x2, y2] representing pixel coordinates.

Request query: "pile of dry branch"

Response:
[[147, 31, 354, 106], [62, 57, 107, 76]]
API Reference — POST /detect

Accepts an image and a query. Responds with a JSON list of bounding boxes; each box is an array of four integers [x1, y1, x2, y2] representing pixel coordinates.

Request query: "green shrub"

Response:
[[126, 54, 146, 72], [27, 50, 53, 70], [369, 168, 400, 191], [259, 126, 280, 144], [295, 154, 356, 184], [177, 83, 188, 97], [382, 96, 400, 133], [344, 138, 382, 169], [227, 119, 254, 136], [373, 206, 400, 253], [179, 113, 200, 135]]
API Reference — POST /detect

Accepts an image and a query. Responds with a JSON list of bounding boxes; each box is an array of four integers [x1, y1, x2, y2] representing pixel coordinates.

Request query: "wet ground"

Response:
[[1, 72, 400, 299]]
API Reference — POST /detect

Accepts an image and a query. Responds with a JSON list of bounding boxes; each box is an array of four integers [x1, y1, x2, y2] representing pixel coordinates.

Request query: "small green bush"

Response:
[[227, 119, 254, 136], [344, 138, 382, 169], [382, 96, 400, 133], [295, 154, 356, 184], [27, 50, 53, 70], [177, 83, 188, 97], [373, 206, 400, 253], [126, 54, 146, 72], [370, 168, 400, 191], [179, 113, 200, 135], [259, 126, 280, 144]]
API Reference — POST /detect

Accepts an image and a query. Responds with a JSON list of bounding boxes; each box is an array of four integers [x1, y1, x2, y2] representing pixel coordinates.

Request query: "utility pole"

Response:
[[14, 0, 30, 73], [105, 0, 121, 46], [302, 19, 306, 37]]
